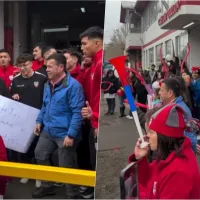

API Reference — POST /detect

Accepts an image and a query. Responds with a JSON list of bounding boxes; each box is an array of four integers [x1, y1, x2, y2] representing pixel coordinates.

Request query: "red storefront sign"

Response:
[[158, 0, 181, 26]]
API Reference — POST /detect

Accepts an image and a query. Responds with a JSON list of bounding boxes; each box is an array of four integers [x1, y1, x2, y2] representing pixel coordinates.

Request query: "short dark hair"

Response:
[[79, 26, 103, 40], [62, 48, 82, 64], [162, 78, 180, 97], [0, 49, 10, 55], [33, 42, 46, 50], [47, 53, 66, 68], [42, 45, 56, 57], [17, 53, 33, 64]]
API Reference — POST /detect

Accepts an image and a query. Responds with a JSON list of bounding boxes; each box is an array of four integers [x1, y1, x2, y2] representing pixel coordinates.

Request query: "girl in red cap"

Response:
[[129, 104, 200, 199]]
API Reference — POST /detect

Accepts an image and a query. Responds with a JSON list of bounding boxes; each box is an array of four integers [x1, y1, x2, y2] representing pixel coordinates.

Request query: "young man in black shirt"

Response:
[[10, 53, 47, 187]]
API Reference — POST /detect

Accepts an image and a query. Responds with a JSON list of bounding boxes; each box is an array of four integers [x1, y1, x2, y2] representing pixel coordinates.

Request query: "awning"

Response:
[[159, 0, 200, 30]]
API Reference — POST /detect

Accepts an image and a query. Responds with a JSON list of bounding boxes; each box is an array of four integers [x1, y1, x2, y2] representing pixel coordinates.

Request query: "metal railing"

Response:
[[0, 161, 96, 187]]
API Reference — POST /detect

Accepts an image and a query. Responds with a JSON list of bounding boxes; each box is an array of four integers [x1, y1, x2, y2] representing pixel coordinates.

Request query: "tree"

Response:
[[109, 25, 128, 48], [104, 25, 128, 60]]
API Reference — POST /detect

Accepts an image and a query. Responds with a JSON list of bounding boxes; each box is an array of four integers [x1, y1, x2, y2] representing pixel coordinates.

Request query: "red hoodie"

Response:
[[83, 50, 103, 129], [0, 65, 17, 89], [32, 60, 44, 71], [70, 64, 84, 86], [0, 136, 9, 195], [128, 137, 200, 199]]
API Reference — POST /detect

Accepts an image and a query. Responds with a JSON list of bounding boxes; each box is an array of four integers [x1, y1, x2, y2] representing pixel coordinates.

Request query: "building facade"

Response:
[[121, 0, 200, 70]]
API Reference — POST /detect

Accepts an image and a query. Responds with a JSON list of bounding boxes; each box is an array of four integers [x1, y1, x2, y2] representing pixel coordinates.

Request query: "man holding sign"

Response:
[[32, 53, 85, 199]]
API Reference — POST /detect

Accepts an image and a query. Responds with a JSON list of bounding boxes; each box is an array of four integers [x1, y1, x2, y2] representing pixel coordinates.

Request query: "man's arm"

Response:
[[67, 82, 85, 138]]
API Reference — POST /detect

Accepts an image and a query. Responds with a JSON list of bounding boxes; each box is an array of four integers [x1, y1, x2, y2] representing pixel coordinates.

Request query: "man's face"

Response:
[[81, 36, 99, 57], [0, 52, 10, 67], [159, 83, 172, 105], [43, 49, 57, 65], [46, 59, 64, 80], [18, 61, 32, 77], [192, 72, 199, 80], [33, 46, 42, 60], [64, 53, 77, 71]]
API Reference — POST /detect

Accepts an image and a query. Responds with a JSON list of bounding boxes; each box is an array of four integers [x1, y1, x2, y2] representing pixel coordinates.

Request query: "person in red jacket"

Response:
[[0, 49, 17, 89], [80, 26, 103, 135], [63, 48, 84, 86], [0, 136, 9, 198], [79, 26, 103, 199], [32, 42, 46, 71], [129, 104, 200, 199]]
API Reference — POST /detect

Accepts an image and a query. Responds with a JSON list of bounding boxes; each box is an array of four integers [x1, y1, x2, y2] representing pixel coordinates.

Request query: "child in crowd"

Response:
[[191, 67, 200, 119], [152, 81, 162, 108]]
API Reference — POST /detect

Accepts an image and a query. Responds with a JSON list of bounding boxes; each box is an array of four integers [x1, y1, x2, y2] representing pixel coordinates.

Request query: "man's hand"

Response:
[[63, 136, 74, 147], [12, 94, 20, 100], [34, 124, 41, 136], [94, 128, 98, 137], [81, 101, 93, 119]]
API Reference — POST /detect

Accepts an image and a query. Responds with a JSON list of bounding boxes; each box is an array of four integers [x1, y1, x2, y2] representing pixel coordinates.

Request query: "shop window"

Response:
[[176, 34, 189, 66], [156, 43, 163, 66], [149, 47, 154, 66], [165, 40, 172, 55]]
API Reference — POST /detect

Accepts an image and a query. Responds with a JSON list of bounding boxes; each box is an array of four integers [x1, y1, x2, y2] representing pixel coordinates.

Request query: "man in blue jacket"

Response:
[[159, 78, 197, 153], [32, 53, 85, 199]]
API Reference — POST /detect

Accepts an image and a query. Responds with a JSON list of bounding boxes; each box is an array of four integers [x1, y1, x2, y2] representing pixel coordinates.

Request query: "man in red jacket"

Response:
[[63, 49, 84, 86], [32, 42, 46, 71], [0, 49, 17, 89], [79, 26, 103, 199]]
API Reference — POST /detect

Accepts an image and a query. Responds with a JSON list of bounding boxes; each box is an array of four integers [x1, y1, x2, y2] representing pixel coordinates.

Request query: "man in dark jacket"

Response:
[[32, 53, 85, 199]]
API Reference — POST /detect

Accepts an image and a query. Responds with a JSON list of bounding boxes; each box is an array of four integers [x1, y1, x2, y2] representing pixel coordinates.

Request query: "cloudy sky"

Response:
[[103, 0, 122, 44]]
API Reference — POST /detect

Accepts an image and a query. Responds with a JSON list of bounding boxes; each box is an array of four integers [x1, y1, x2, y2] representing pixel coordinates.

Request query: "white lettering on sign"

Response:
[[0, 95, 40, 153]]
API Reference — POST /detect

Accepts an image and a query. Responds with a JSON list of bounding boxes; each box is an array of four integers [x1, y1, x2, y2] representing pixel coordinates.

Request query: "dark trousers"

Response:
[[106, 98, 115, 113], [34, 132, 79, 196], [77, 120, 96, 171]]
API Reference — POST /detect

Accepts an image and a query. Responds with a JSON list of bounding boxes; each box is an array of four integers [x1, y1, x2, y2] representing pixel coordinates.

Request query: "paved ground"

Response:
[[95, 97, 138, 199]]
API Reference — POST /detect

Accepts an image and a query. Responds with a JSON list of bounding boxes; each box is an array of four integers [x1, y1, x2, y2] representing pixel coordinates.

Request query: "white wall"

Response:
[[125, 33, 142, 49], [188, 29, 200, 67], [0, 2, 4, 49]]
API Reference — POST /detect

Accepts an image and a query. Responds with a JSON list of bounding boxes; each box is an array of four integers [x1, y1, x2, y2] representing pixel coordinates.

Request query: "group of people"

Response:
[[127, 54, 200, 198], [0, 26, 103, 199]]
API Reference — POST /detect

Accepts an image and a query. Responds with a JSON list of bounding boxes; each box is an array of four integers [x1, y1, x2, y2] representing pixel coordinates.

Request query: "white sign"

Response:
[[0, 96, 40, 153]]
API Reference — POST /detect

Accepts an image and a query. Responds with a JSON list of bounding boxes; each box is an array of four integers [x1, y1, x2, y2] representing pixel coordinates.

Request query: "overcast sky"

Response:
[[103, 0, 122, 44]]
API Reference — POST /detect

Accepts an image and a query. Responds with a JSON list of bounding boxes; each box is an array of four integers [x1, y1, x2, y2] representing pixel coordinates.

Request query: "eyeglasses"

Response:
[[18, 62, 31, 68]]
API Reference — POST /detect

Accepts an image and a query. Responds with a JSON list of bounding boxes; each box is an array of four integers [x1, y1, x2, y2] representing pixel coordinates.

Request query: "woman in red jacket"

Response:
[[0, 136, 9, 198], [129, 104, 200, 199]]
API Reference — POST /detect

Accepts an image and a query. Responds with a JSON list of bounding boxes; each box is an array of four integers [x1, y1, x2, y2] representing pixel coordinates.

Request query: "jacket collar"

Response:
[[92, 49, 103, 65]]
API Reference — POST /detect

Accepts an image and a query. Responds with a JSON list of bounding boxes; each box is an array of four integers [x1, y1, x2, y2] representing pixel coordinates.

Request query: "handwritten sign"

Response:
[[0, 95, 40, 153]]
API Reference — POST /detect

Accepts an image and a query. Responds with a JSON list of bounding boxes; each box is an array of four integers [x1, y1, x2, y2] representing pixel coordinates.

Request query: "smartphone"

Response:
[[120, 162, 139, 199]]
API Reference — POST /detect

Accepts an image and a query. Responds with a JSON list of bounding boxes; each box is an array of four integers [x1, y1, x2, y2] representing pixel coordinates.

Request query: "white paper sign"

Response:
[[0, 95, 40, 153]]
